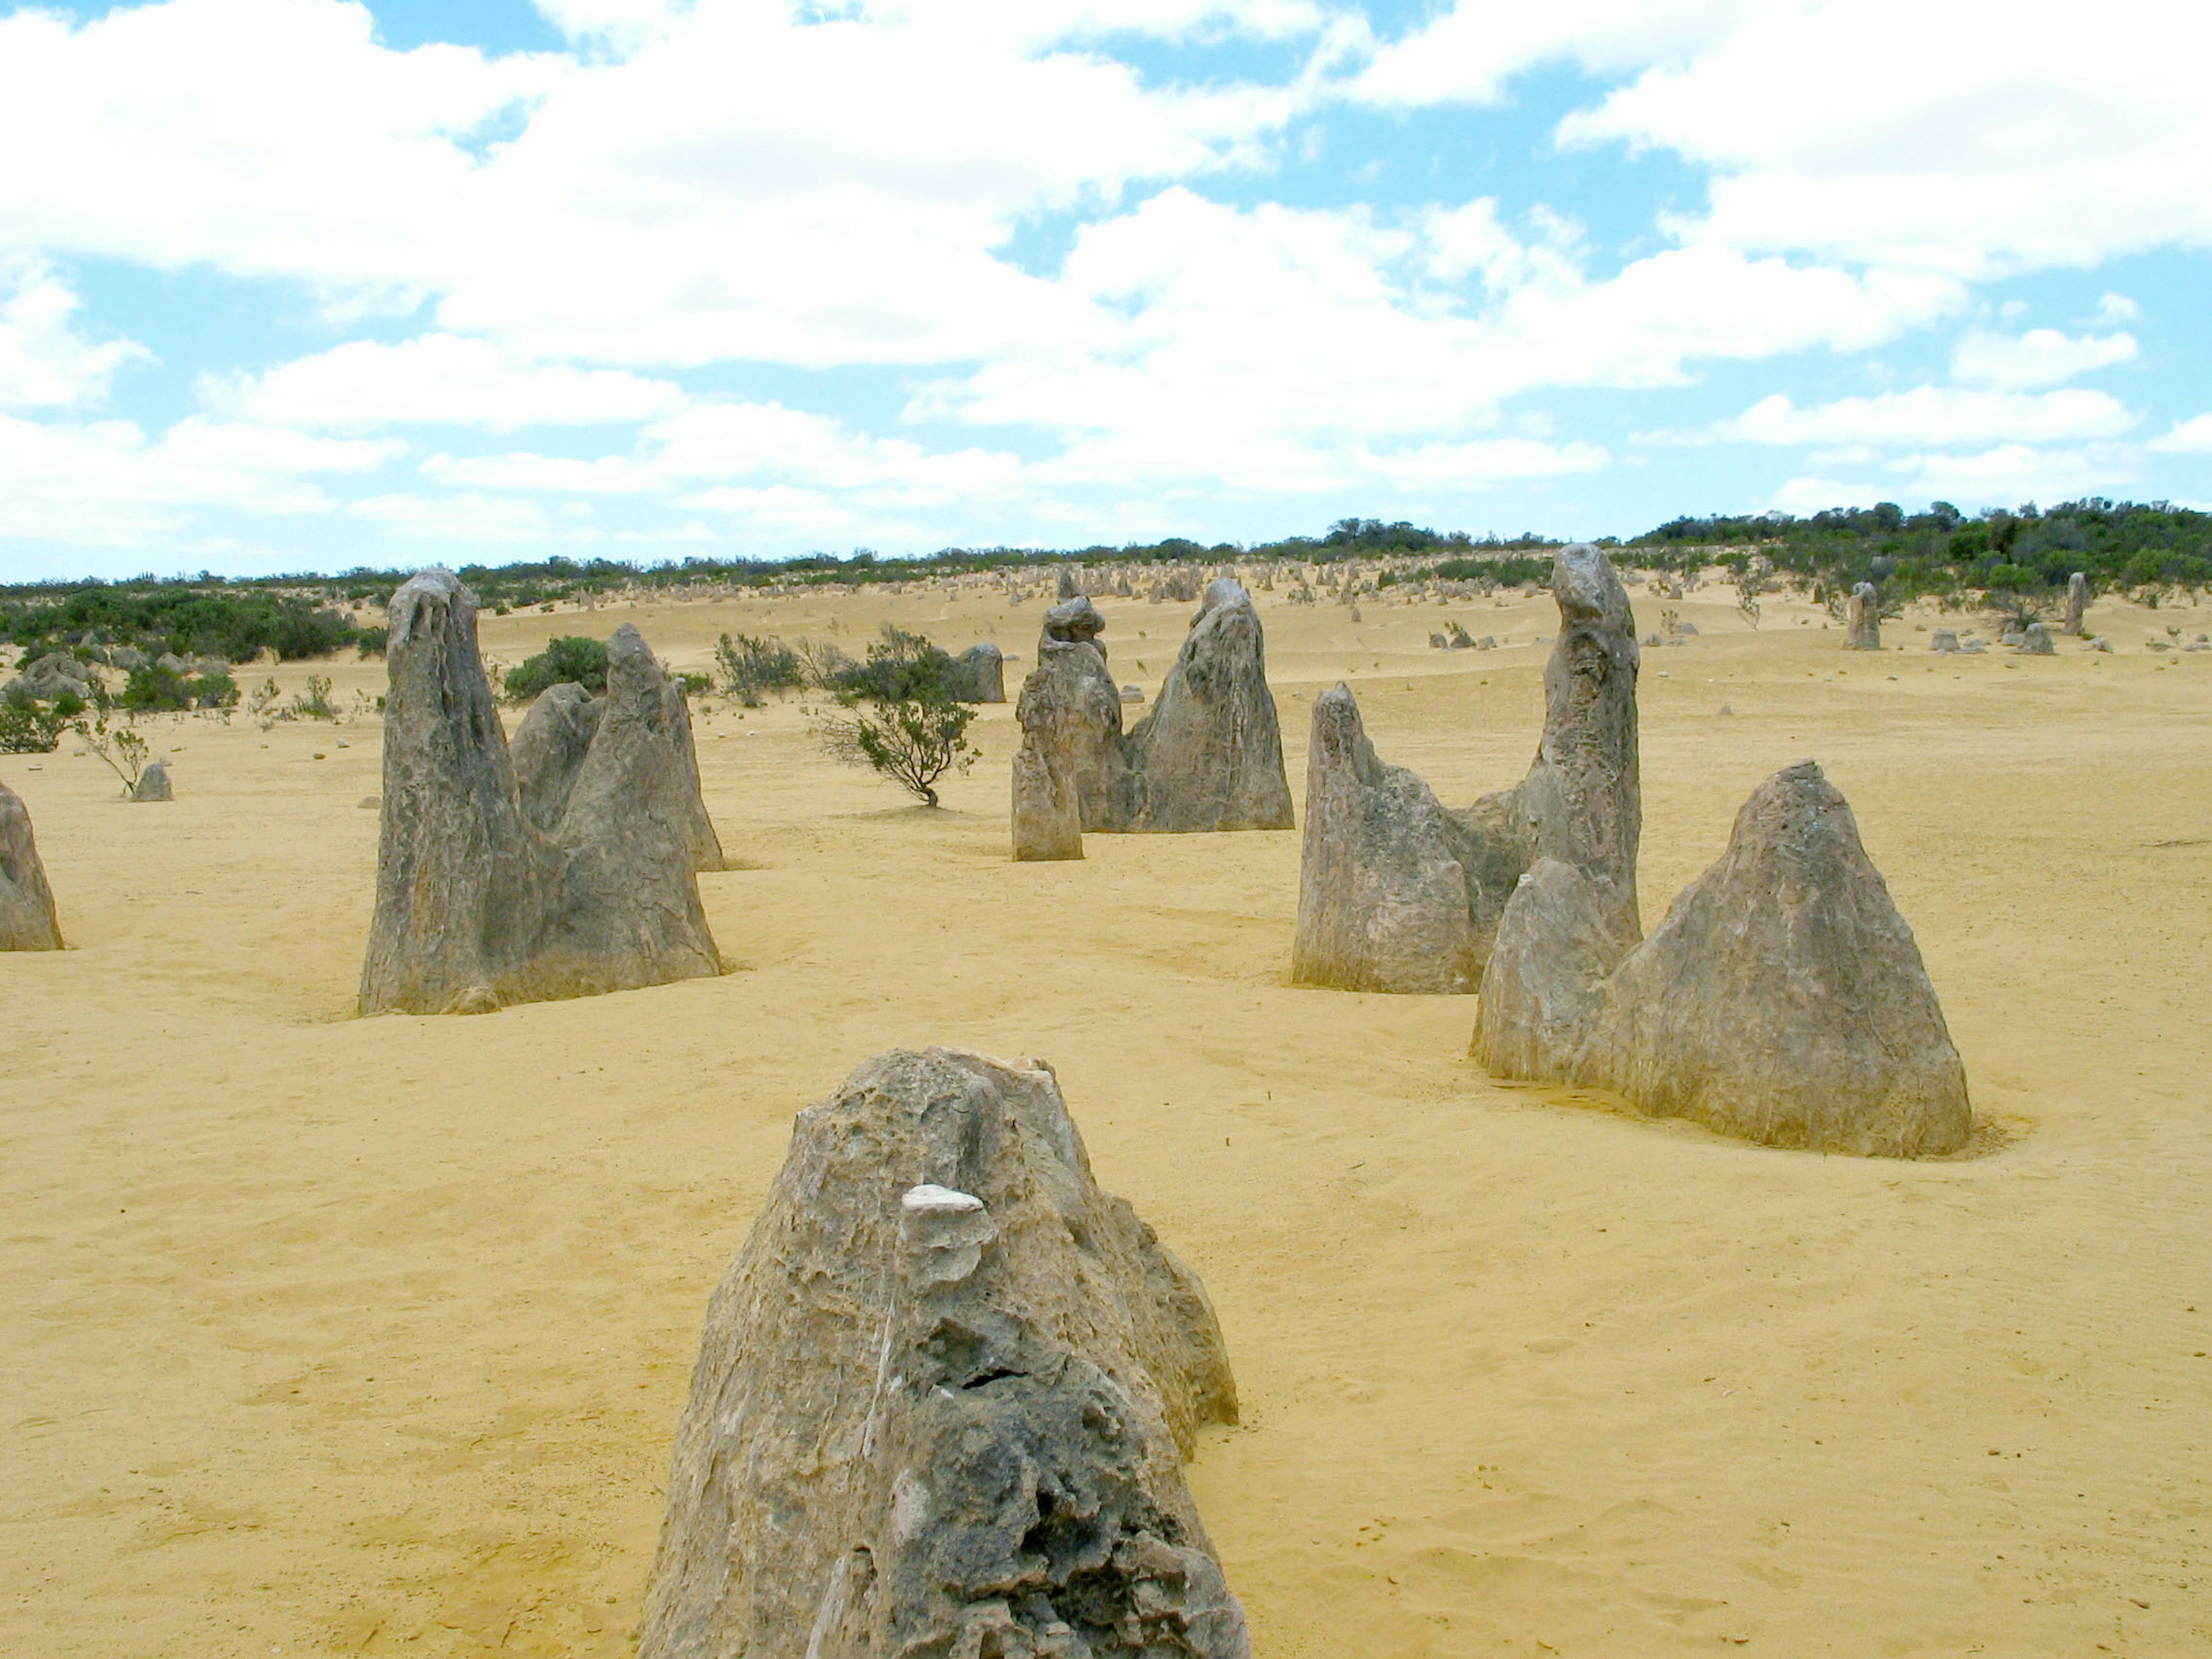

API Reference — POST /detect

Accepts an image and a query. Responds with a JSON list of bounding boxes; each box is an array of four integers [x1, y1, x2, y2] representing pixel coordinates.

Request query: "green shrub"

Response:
[[121, 662, 192, 711], [816, 626, 976, 807], [188, 670, 239, 710], [505, 635, 608, 703], [0, 685, 71, 753], [289, 675, 337, 721], [714, 631, 804, 705]]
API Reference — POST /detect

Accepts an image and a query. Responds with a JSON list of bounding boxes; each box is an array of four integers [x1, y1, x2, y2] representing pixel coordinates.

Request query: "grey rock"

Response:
[[950, 643, 1006, 703], [1123, 579, 1293, 833], [640, 1047, 1246, 1659], [2000, 630, 2025, 647], [1573, 761, 1971, 1157], [130, 759, 173, 802], [1040, 597, 1107, 647], [359, 572, 719, 1016], [1291, 684, 1477, 993], [1930, 629, 1961, 653], [1011, 663, 1085, 862], [2064, 571, 2090, 635], [1056, 567, 1080, 600], [1674, 621, 1699, 637], [511, 683, 604, 834], [1122, 684, 1145, 703], [1450, 545, 1642, 953], [1844, 582, 1881, 650], [2016, 623, 2056, 656], [0, 781, 63, 950], [110, 646, 149, 672], [1471, 858, 1638, 1080]]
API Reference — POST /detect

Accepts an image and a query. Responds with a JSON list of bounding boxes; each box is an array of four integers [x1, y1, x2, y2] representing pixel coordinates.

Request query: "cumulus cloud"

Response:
[[0, 413, 399, 544], [0, 262, 151, 411], [1696, 388, 2138, 449], [2149, 414, 2212, 454], [202, 335, 687, 430], [1950, 328, 2137, 391], [348, 490, 574, 543]]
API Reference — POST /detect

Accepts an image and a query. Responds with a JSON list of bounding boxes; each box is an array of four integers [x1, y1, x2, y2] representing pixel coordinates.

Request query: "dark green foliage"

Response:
[[188, 671, 240, 710], [505, 635, 609, 704], [818, 626, 977, 807], [355, 626, 388, 658], [677, 672, 711, 696], [289, 675, 338, 721], [715, 631, 804, 705], [0, 584, 371, 662], [0, 685, 73, 753], [121, 662, 192, 711]]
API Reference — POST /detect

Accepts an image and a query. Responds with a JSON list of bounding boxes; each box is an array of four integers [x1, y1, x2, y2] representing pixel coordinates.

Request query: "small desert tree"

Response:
[[817, 626, 976, 807], [73, 710, 150, 795], [714, 631, 804, 706]]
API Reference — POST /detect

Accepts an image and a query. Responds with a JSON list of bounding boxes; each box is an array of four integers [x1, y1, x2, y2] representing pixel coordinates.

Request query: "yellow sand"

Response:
[[3, 579, 2209, 1658]]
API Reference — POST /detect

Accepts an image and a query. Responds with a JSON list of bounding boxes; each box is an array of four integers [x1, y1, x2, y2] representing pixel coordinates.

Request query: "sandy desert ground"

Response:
[[3, 574, 2209, 1658]]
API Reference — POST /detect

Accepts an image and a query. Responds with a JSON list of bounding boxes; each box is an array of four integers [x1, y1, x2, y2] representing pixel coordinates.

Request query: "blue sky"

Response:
[[1, 0, 2207, 579]]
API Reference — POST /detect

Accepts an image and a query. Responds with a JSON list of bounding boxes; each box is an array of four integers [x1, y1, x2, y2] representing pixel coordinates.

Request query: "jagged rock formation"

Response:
[[951, 643, 1005, 703], [1844, 582, 1881, 650], [1449, 545, 1642, 953], [0, 781, 63, 950], [1123, 580, 1292, 833], [1024, 600, 1133, 834], [1474, 761, 1970, 1158], [1011, 664, 1084, 861], [2016, 623, 2056, 656], [1291, 684, 1476, 993], [1472, 858, 1638, 1080], [6, 652, 94, 703], [2064, 571, 2090, 634], [507, 627, 722, 873], [512, 683, 603, 833], [1056, 566, 1081, 600], [130, 759, 173, 802], [358, 572, 720, 1016], [640, 1048, 1247, 1659]]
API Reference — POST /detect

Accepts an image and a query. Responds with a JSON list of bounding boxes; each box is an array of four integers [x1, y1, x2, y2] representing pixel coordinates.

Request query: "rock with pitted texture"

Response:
[[2015, 623, 2055, 656], [1844, 583, 1881, 650], [1571, 760, 1970, 1157], [1123, 578, 1293, 832], [640, 1047, 1247, 1659], [2064, 572, 2090, 634], [0, 781, 63, 950], [1291, 684, 1476, 993]]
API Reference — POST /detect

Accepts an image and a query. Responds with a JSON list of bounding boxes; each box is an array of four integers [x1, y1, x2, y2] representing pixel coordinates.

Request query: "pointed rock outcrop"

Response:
[[950, 642, 1005, 703], [130, 759, 173, 802], [1844, 582, 1881, 650], [1472, 858, 1638, 1080], [1124, 578, 1293, 832], [1010, 662, 1084, 862], [1450, 544, 1642, 952], [640, 1048, 1247, 1659], [1568, 761, 1971, 1157], [359, 573, 719, 1016], [0, 781, 63, 950], [511, 681, 603, 834], [1291, 684, 1476, 993], [2064, 571, 2090, 635]]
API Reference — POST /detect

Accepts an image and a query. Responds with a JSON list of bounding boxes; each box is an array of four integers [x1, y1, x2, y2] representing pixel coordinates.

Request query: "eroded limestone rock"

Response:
[[1471, 858, 1638, 1080], [951, 643, 1006, 704], [1011, 661, 1085, 862], [359, 573, 719, 1016], [1123, 579, 1293, 832], [1291, 684, 1476, 993], [2016, 623, 2055, 656], [640, 1047, 1247, 1659], [1844, 583, 1881, 650], [1570, 761, 1971, 1157], [130, 759, 173, 802], [511, 683, 603, 834], [0, 781, 63, 950], [2064, 571, 2090, 635]]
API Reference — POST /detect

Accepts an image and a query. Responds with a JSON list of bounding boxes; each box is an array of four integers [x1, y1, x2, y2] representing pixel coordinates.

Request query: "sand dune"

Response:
[[3, 579, 2208, 1656]]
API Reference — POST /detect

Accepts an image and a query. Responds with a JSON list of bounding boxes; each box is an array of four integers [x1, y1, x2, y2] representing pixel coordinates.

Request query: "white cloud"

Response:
[[2149, 414, 2212, 454], [1348, 0, 1756, 108], [1768, 442, 2133, 516], [1555, 0, 2212, 280], [0, 262, 151, 411], [348, 490, 573, 543], [0, 414, 399, 544], [1701, 388, 2137, 449], [1950, 327, 2137, 390], [202, 334, 686, 430], [422, 450, 660, 494], [2094, 292, 2140, 326]]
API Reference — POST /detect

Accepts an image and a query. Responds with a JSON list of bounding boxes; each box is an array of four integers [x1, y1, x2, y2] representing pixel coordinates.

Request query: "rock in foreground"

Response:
[[1570, 762, 1971, 1157], [641, 1047, 1247, 1659], [1291, 684, 1476, 993], [0, 781, 63, 950]]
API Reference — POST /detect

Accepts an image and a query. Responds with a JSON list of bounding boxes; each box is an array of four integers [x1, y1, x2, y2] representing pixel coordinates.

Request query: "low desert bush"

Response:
[[505, 635, 608, 703]]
